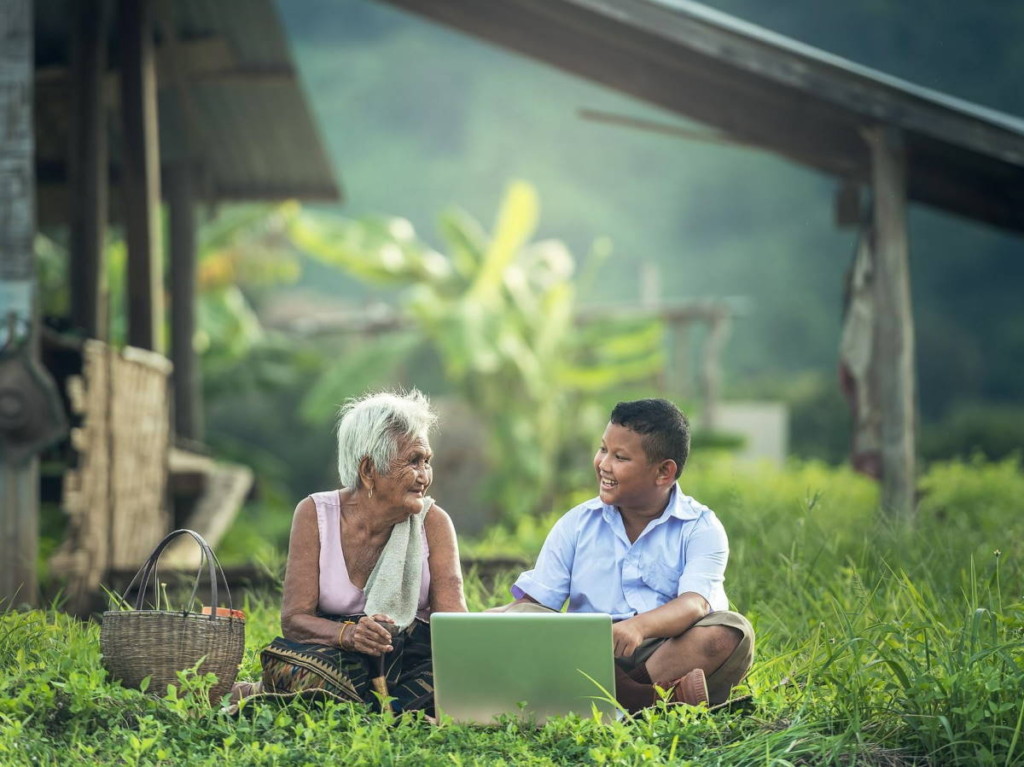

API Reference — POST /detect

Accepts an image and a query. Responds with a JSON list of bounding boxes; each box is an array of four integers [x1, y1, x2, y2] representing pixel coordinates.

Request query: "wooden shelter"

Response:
[[1, 0, 339, 608], [34, 0, 340, 435], [378, 0, 1024, 516]]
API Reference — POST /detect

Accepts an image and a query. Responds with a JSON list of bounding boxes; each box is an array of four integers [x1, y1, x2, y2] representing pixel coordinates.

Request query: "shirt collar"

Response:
[[591, 483, 702, 524]]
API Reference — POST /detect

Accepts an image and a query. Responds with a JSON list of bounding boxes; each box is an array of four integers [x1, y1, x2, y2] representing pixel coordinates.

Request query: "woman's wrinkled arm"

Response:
[[425, 503, 468, 613], [280, 497, 346, 645]]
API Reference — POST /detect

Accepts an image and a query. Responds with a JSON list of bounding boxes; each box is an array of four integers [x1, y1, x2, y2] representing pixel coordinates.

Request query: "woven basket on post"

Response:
[[100, 529, 245, 704]]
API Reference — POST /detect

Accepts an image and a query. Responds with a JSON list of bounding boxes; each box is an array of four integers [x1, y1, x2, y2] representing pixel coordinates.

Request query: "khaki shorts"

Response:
[[504, 602, 755, 705], [616, 610, 754, 705]]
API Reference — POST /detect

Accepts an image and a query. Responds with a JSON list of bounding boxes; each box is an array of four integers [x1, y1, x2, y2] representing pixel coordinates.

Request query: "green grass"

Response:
[[3, 455, 1024, 765]]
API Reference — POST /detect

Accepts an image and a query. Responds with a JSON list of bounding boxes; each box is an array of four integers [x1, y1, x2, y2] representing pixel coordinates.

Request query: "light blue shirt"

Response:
[[512, 485, 730, 620]]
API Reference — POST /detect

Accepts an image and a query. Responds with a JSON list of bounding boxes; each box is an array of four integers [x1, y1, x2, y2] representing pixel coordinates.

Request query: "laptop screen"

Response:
[[430, 612, 617, 725]]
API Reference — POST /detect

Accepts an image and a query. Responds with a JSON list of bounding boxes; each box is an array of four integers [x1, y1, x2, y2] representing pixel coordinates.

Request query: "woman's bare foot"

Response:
[[229, 680, 263, 705]]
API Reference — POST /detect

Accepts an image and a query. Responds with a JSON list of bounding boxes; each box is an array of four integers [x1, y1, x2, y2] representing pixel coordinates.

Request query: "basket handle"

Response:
[[120, 529, 234, 620]]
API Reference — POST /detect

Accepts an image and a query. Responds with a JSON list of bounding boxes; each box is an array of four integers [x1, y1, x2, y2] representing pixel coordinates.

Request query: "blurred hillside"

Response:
[[271, 0, 1024, 439]]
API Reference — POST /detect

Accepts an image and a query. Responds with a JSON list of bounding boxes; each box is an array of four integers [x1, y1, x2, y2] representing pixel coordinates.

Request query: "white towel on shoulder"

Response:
[[363, 496, 432, 629]]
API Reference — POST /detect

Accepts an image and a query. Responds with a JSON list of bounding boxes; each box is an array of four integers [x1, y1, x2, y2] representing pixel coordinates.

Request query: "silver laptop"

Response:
[[430, 612, 617, 724]]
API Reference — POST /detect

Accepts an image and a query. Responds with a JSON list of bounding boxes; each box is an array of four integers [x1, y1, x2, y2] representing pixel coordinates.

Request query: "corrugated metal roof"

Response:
[[34, 0, 341, 209]]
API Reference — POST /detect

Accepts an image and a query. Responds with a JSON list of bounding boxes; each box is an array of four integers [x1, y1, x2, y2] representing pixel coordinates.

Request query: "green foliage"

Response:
[[289, 181, 665, 518], [298, 332, 421, 425], [921, 405, 1024, 464], [917, 457, 1024, 556], [5, 456, 1024, 764], [279, 0, 1024, 427]]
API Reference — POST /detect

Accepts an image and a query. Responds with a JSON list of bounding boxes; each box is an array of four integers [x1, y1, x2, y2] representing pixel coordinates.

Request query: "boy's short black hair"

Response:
[[609, 398, 690, 479]]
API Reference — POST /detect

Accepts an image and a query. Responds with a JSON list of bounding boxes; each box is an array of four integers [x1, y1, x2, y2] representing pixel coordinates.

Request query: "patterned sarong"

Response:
[[260, 614, 434, 713]]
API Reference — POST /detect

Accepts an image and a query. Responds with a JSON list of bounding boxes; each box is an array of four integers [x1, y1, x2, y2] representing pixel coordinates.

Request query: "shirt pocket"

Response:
[[640, 561, 679, 601]]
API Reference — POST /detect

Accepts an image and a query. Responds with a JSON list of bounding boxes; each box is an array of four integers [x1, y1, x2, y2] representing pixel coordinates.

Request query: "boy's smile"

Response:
[[594, 422, 669, 515]]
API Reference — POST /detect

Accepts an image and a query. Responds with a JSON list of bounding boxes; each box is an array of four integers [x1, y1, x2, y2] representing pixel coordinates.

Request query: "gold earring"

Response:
[[368, 487, 373, 499]]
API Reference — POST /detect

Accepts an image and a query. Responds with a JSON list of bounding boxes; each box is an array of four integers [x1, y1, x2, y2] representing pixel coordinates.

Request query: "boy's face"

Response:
[[593, 422, 668, 512]]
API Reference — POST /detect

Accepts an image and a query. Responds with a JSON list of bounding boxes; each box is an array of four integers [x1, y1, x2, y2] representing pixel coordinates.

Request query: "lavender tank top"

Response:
[[311, 490, 431, 621]]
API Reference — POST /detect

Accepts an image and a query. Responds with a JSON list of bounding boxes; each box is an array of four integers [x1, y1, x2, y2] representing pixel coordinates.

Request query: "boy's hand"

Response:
[[484, 596, 540, 613], [612, 618, 646, 658]]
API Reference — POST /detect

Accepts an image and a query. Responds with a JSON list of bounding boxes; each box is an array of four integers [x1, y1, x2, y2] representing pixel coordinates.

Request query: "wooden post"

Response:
[[699, 311, 730, 432], [167, 164, 202, 442], [68, 0, 109, 340], [865, 125, 917, 518], [118, 0, 163, 351], [668, 319, 691, 400], [0, 0, 39, 608]]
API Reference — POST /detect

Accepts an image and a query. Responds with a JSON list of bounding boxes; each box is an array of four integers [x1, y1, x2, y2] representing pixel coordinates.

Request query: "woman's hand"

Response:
[[342, 614, 397, 656]]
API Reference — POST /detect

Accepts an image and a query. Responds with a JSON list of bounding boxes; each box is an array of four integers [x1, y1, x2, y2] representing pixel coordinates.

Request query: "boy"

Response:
[[492, 399, 754, 710]]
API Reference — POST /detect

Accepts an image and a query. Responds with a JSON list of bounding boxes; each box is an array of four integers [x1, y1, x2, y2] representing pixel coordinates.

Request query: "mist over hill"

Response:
[[274, 0, 1024, 422]]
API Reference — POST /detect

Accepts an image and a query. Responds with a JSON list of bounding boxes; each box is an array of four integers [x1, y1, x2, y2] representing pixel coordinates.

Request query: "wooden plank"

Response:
[[166, 164, 202, 441], [68, 0, 109, 340], [118, 0, 163, 351], [162, 460, 253, 568], [865, 125, 916, 518], [0, 0, 39, 609]]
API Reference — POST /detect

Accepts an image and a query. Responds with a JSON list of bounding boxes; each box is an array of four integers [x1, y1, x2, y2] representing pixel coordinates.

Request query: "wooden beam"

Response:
[[0, 0, 39, 608], [118, 0, 163, 351], [379, 0, 868, 173], [865, 125, 917, 518], [395, 0, 1024, 165], [381, 0, 1024, 235], [154, 34, 234, 82], [68, 0, 109, 340], [906, 136, 1024, 233], [166, 164, 202, 442]]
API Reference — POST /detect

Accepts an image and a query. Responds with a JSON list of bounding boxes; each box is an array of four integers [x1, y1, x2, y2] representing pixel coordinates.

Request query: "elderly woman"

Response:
[[253, 389, 466, 713]]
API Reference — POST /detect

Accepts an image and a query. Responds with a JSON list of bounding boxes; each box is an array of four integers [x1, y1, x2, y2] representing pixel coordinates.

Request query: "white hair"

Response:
[[336, 389, 437, 488]]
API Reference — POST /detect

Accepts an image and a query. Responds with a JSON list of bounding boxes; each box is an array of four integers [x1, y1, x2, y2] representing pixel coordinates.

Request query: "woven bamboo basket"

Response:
[[101, 529, 245, 704]]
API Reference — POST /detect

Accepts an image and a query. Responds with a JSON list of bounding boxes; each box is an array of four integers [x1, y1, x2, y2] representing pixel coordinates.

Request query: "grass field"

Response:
[[2, 455, 1022, 765]]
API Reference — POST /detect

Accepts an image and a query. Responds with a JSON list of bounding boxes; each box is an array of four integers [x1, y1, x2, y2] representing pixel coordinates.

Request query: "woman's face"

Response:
[[373, 434, 433, 517]]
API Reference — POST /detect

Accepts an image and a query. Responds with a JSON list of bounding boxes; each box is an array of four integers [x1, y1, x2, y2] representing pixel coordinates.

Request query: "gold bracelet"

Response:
[[337, 620, 356, 649]]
